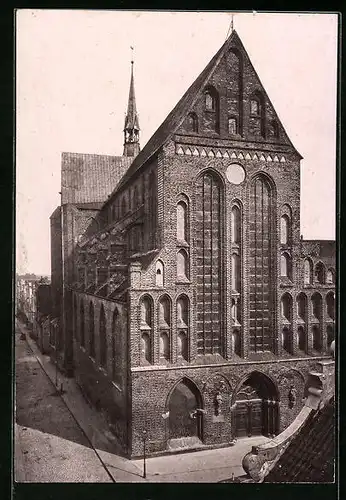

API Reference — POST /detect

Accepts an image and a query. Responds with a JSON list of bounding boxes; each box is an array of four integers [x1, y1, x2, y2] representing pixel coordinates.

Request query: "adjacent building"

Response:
[[50, 29, 335, 457]]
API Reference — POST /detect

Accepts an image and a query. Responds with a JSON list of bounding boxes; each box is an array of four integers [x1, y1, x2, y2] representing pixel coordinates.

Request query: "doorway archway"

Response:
[[233, 372, 279, 438], [168, 378, 203, 444]]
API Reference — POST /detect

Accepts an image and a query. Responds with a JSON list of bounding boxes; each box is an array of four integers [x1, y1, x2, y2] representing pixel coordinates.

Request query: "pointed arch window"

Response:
[[205, 91, 215, 111], [315, 262, 326, 284], [177, 201, 188, 243], [280, 215, 290, 245], [281, 252, 291, 279], [250, 91, 265, 137], [80, 301, 85, 347], [231, 205, 241, 244], [177, 332, 188, 360], [89, 302, 95, 359], [311, 293, 322, 320], [187, 112, 198, 133], [140, 295, 153, 364], [281, 294, 292, 322], [156, 260, 164, 287], [304, 259, 313, 285], [140, 296, 152, 331], [177, 249, 189, 280]]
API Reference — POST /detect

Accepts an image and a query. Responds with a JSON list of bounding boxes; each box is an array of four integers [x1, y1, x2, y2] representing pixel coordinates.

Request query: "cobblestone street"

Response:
[[15, 323, 113, 482], [15, 320, 269, 483]]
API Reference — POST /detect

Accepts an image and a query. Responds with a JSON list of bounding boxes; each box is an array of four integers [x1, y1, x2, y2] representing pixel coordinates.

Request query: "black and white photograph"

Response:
[[15, 10, 337, 483]]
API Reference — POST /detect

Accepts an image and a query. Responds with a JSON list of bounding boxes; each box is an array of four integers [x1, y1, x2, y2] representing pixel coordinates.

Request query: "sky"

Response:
[[16, 11, 338, 276]]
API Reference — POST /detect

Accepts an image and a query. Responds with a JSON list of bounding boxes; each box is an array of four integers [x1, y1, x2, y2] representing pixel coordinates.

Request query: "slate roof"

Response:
[[105, 29, 301, 206], [264, 397, 335, 483], [61, 152, 132, 204]]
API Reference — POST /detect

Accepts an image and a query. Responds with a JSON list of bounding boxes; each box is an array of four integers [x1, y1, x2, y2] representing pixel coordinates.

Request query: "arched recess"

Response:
[[304, 258, 313, 285], [312, 325, 322, 352], [311, 292, 322, 321], [195, 169, 224, 355], [155, 260, 164, 287], [327, 325, 334, 348], [281, 292, 293, 323], [99, 304, 107, 369], [177, 249, 189, 280], [176, 198, 189, 243], [89, 301, 95, 359], [281, 252, 292, 279], [326, 268, 335, 284], [248, 173, 276, 352], [167, 377, 203, 442], [177, 294, 189, 360], [297, 326, 307, 352], [158, 294, 171, 361], [280, 214, 290, 245], [139, 295, 153, 363], [315, 261, 326, 284], [231, 203, 241, 245], [232, 371, 279, 438], [296, 292, 308, 321]]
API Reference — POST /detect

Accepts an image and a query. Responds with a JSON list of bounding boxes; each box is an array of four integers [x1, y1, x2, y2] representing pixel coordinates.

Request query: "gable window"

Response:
[[228, 117, 237, 135], [205, 91, 215, 111], [269, 119, 279, 138], [326, 268, 335, 284], [188, 112, 198, 133], [250, 99, 260, 116], [315, 262, 326, 284]]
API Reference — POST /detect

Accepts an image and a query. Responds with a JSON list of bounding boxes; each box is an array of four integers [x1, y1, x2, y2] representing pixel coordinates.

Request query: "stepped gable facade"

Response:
[[51, 30, 335, 457]]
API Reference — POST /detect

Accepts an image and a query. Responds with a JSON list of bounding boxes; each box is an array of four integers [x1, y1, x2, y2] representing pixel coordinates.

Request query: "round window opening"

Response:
[[226, 163, 246, 185]]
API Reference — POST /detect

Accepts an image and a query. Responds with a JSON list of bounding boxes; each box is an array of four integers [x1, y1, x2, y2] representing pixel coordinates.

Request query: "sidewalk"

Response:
[[18, 321, 269, 482]]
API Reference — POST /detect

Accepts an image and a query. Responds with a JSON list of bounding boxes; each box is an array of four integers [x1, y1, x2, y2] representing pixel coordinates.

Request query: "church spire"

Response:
[[123, 50, 140, 157]]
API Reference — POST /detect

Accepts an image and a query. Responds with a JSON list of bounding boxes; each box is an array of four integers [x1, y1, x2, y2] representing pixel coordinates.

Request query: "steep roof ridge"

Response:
[[103, 31, 236, 208], [233, 32, 302, 160]]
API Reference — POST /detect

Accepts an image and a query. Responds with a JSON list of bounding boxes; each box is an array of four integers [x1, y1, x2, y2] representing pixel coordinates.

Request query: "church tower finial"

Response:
[[123, 47, 140, 157]]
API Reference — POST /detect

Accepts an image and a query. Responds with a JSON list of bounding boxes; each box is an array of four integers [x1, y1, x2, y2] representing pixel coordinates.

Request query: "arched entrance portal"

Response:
[[168, 379, 202, 445], [233, 372, 279, 438]]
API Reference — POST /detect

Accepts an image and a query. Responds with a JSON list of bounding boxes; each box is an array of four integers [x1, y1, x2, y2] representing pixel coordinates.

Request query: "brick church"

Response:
[[50, 28, 336, 457]]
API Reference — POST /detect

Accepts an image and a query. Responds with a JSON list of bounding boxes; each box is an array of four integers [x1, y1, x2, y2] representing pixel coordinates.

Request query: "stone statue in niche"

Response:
[[214, 391, 223, 416], [288, 385, 297, 409]]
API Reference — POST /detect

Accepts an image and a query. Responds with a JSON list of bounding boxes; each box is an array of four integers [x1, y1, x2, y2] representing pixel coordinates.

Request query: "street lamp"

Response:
[[142, 429, 147, 479]]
